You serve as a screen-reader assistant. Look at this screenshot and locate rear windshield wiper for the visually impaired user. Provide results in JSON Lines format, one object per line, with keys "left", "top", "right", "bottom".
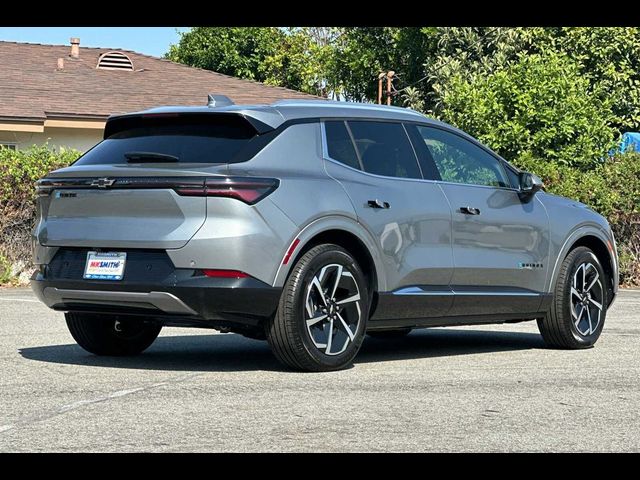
{"left": 124, "top": 152, "right": 179, "bottom": 163}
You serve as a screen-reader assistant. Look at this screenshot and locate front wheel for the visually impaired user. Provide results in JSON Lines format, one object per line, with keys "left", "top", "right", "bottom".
{"left": 66, "top": 312, "right": 162, "bottom": 356}
{"left": 266, "top": 244, "right": 369, "bottom": 372}
{"left": 538, "top": 246, "right": 608, "bottom": 349}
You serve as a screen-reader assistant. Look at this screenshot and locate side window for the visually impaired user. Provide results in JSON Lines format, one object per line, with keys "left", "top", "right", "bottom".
{"left": 416, "top": 126, "right": 510, "bottom": 188}
{"left": 324, "top": 121, "right": 361, "bottom": 170}
{"left": 347, "top": 121, "right": 422, "bottom": 179}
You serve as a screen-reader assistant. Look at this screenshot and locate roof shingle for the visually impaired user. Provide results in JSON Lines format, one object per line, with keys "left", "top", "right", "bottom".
{"left": 0, "top": 41, "right": 318, "bottom": 121}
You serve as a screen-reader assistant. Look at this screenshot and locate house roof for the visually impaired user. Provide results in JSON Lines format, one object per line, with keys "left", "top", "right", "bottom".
{"left": 0, "top": 40, "right": 317, "bottom": 123}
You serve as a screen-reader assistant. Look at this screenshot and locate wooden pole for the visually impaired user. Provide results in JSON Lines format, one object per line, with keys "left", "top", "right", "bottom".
{"left": 377, "top": 72, "right": 385, "bottom": 105}
{"left": 386, "top": 70, "right": 395, "bottom": 106}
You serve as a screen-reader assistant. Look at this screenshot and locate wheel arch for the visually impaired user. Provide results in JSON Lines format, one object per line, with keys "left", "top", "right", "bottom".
{"left": 272, "top": 216, "right": 385, "bottom": 294}
{"left": 549, "top": 227, "right": 617, "bottom": 306}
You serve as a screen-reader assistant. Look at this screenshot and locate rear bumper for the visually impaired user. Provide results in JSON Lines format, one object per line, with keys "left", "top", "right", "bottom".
{"left": 30, "top": 272, "right": 282, "bottom": 329}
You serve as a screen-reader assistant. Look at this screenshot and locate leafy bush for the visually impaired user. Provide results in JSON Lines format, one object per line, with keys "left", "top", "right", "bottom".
{"left": 439, "top": 52, "right": 617, "bottom": 170}
{"left": 0, "top": 145, "right": 79, "bottom": 283}
{"left": 515, "top": 152, "right": 640, "bottom": 285}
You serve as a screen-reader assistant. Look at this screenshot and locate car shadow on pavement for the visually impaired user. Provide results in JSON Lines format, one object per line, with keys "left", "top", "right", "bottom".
{"left": 18, "top": 328, "right": 545, "bottom": 372}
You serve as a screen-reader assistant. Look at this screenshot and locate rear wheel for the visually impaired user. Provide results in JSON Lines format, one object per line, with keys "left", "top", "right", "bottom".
{"left": 538, "top": 246, "right": 607, "bottom": 349}
{"left": 65, "top": 312, "right": 162, "bottom": 356}
{"left": 367, "top": 328, "right": 412, "bottom": 339}
{"left": 266, "top": 244, "right": 369, "bottom": 372}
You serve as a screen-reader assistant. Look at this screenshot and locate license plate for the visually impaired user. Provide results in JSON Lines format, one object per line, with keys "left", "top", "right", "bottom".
{"left": 84, "top": 251, "right": 127, "bottom": 280}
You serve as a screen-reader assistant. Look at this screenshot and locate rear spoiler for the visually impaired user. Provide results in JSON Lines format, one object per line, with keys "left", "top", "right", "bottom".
{"left": 104, "top": 111, "right": 277, "bottom": 140}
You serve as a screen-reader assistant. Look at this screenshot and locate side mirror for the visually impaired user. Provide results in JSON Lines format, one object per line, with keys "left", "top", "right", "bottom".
{"left": 519, "top": 172, "right": 544, "bottom": 198}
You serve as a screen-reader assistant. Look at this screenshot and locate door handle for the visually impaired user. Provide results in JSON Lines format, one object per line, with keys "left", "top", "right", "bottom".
{"left": 459, "top": 206, "right": 480, "bottom": 215}
{"left": 367, "top": 199, "right": 390, "bottom": 209}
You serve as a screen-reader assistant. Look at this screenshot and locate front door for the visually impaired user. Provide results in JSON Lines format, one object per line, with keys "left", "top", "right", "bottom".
{"left": 411, "top": 125, "right": 550, "bottom": 316}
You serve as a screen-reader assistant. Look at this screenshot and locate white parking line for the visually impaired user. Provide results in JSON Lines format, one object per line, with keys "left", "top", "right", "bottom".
{"left": 0, "top": 298, "right": 40, "bottom": 303}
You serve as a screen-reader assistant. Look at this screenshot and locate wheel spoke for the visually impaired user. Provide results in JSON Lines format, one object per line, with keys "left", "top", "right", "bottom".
{"left": 585, "top": 271, "right": 599, "bottom": 293}
{"left": 330, "top": 265, "right": 343, "bottom": 300}
{"left": 336, "top": 293, "right": 361, "bottom": 306}
{"left": 325, "top": 318, "right": 334, "bottom": 354}
{"left": 336, "top": 312, "right": 355, "bottom": 341}
{"left": 582, "top": 264, "right": 586, "bottom": 291}
{"left": 589, "top": 298, "right": 603, "bottom": 311}
{"left": 306, "top": 313, "right": 328, "bottom": 328}
{"left": 573, "top": 304, "right": 584, "bottom": 323}
{"left": 311, "top": 276, "right": 328, "bottom": 306}
{"left": 586, "top": 307, "right": 594, "bottom": 335}
{"left": 571, "top": 287, "right": 581, "bottom": 299}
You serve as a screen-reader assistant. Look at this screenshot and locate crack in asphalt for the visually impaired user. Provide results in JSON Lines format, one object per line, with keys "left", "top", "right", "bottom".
{"left": 0, "top": 372, "right": 201, "bottom": 434}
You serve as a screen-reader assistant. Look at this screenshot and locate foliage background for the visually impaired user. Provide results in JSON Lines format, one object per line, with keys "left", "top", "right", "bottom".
{"left": 0, "top": 146, "right": 79, "bottom": 284}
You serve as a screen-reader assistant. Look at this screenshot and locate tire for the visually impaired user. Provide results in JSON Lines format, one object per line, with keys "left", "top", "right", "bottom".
{"left": 266, "top": 244, "right": 370, "bottom": 372}
{"left": 66, "top": 312, "right": 162, "bottom": 356}
{"left": 538, "top": 246, "right": 608, "bottom": 349}
{"left": 367, "top": 328, "right": 412, "bottom": 339}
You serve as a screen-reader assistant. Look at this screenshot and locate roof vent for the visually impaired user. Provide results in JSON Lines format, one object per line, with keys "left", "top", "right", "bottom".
{"left": 96, "top": 51, "right": 134, "bottom": 71}
{"left": 207, "top": 94, "right": 234, "bottom": 108}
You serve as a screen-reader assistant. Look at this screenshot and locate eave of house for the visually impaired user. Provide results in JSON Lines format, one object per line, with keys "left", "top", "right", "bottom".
{"left": 0, "top": 113, "right": 107, "bottom": 132}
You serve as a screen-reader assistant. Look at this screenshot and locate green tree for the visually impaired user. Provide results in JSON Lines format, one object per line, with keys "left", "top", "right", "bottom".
{"left": 438, "top": 52, "right": 617, "bottom": 169}
{"left": 166, "top": 27, "right": 284, "bottom": 82}
{"left": 522, "top": 27, "right": 640, "bottom": 132}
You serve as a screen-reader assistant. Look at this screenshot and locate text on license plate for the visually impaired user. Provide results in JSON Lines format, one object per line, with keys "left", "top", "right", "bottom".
{"left": 84, "top": 251, "right": 127, "bottom": 280}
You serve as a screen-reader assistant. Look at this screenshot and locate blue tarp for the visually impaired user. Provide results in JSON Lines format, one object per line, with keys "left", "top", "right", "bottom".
{"left": 617, "top": 132, "right": 640, "bottom": 153}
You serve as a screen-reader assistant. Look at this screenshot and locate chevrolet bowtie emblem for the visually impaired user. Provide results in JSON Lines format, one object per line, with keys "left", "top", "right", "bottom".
{"left": 90, "top": 178, "right": 116, "bottom": 188}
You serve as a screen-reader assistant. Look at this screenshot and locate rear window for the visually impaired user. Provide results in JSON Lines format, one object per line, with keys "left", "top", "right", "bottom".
{"left": 74, "top": 114, "right": 259, "bottom": 165}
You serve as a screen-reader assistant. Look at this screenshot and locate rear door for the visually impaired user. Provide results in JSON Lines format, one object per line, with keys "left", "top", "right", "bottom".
{"left": 36, "top": 113, "right": 260, "bottom": 249}
{"left": 322, "top": 120, "right": 453, "bottom": 319}
{"left": 411, "top": 125, "right": 550, "bottom": 316}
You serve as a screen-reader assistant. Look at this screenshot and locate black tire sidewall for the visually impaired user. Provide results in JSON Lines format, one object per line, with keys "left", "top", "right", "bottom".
{"left": 290, "top": 247, "right": 369, "bottom": 370}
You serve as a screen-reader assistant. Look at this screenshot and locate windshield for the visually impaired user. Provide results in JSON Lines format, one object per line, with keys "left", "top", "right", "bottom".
{"left": 74, "top": 114, "right": 258, "bottom": 165}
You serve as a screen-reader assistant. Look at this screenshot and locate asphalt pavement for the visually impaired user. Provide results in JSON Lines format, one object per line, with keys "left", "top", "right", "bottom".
{"left": 1, "top": 287, "right": 639, "bottom": 452}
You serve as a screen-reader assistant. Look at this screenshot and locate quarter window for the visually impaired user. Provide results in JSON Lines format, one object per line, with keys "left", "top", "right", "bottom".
{"left": 324, "top": 121, "right": 361, "bottom": 170}
{"left": 415, "top": 126, "right": 509, "bottom": 188}
{"left": 347, "top": 121, "right": 422, "bottom": 179}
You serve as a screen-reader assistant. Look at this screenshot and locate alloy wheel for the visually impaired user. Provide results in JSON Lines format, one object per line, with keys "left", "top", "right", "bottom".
{"left": 304, "top": 263, "right": 362, "bottom": 356}
{"left": 570, "top": 262, "right": 604, "bottom": 336}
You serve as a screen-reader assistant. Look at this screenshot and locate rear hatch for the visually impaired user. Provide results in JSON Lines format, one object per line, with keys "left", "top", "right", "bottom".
{"left": 36, "top": 113, "right": 267, "bottom": 249}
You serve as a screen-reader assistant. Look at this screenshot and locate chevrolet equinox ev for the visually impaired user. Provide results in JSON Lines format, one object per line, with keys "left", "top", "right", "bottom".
{"left": 31, "top": 99, "right": 619, "bottom": 371}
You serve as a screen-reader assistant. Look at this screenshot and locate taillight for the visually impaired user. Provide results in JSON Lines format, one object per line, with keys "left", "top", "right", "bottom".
{"left": 35, "top": 176, "right": 279, "bottom": 205}
{"left": 201, "top": 269, "right": 249, "bottom": 278}
{"left": 175, "top": 177, "right": 279, "bottom": 205}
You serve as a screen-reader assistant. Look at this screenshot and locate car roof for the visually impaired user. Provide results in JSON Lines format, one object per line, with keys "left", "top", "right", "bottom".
{"left": 108, "top": 99, "right": 455, "bottom": 132}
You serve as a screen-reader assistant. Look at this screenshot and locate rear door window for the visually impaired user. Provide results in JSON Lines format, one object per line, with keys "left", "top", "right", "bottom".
{"left": 74, "top": 114, "right": 259, "bottom": 165}
{"left": 324, "top": 121, "right": 361, "bottom": 170}
{"left": 346, "top": 121, "right": 422, "bottom": 179}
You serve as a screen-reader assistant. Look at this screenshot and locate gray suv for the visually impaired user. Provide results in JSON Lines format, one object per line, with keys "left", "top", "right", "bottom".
{"left": 31, "top": 99, "right": 619, "bottom": 371}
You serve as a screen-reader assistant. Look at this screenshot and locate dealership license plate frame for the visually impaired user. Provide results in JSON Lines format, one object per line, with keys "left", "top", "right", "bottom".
{"left": 83, "top": 251, "right": 127, "bottom": 281}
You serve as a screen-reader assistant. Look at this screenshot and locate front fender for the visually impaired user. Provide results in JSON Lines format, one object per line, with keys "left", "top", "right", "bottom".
{"left": 547, "top": 223, "right": 618, "bottom": 296}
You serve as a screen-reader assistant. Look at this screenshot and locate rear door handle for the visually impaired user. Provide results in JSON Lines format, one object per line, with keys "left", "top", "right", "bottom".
{"left": 367, "top": 199, "right": 390, "bottom": 209}
{"left": 459, "top": 206, "right": 480, "bottom": 215}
